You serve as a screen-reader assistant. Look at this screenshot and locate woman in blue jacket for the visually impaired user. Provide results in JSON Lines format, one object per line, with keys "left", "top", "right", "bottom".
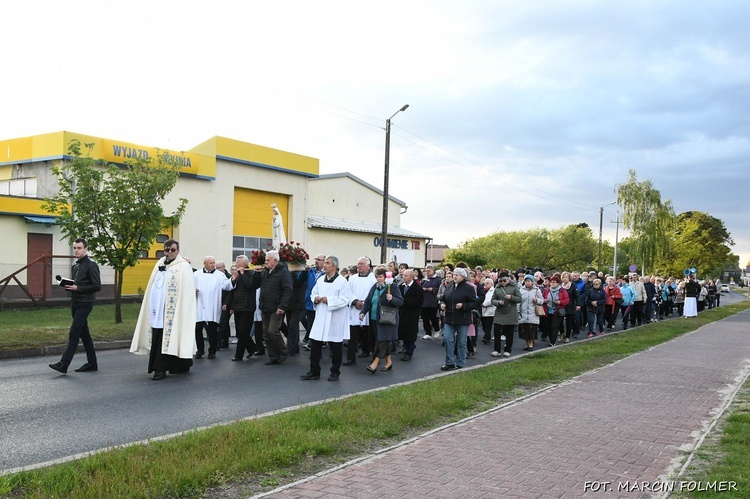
{"left": 618, "top": 276, "right": 636, "bottom": 330}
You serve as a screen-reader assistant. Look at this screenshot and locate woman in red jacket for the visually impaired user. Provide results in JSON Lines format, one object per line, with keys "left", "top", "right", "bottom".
{"left": 604, "top": 276, "right": 623, "bottom": 331}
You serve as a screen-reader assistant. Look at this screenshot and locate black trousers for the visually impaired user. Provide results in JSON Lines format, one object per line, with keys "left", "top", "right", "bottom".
{"left": 309, "top": 338, "right": 342, "bottom": 376}
{"left": 195, "top": 321, "right": 218, "bottom": 355}
{"left": 494, "top": 323, "right": 514, "bottom": 353}
{"left": 421, "top": 307, "right": 440, "bottom": 334}
{"left": 620, "top": 304, "right": 633, "bottom": 327}
{"left": 285, "top": 309, "right": 303, "bottom": 354}
{"left": 233, "top": 311, "right": 257, "bottom": 359}
{"left": 481, "top": 316, "right": 494, "bottom": 343}
{"left": 604, "top": 306, "right": 618, "bottom": 329}
{"left": 218, "top": 309, "right": 231, "bottom": 346}
{"left": 148, "top": 328, "right": 193, "bottom": 374}
{"left": 303, "top": 310, "right": 316, "bottom": 342}
{"left": 563, "top": 312, "right": 576, "bottom": 338}
{"left": 632, "top": 301, "right": 645, "bottom": 325}
{"left": 540, "top": 315, "right": 562, "bottom": 345}
{"left": 347, "top": 325, "right": 371, "bottom": 361}
{"left": 61, "top": 301, "right": 97, "bottom": 367}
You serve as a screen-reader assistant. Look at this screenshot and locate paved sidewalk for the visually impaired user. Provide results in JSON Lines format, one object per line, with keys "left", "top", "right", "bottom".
{"left": 262, "top": 311, "right": 750, "bottom": 498}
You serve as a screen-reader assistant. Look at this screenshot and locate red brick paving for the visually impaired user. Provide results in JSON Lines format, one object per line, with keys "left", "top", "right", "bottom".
{"left": 262, "top": 313, "right": 750, "bottom": 498}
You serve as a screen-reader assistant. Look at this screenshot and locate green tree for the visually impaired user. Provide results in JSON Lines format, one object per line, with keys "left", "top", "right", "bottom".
{"left": 43, "top": 139, "right": 188, "bottom": 323}
{"left": 616, "top": 169, "right": 674, "bottom": 273}
{"left": 552, "top": 224, "right": 598, "bottom": 270}
{"left": 658, "top": 211, "right": 735, "bottom": 278}
{"left": 614, "top": 237, "right": 638, "bottom": 276}
{"left": 444, "top": 224, "right": 598, "bottom": 272}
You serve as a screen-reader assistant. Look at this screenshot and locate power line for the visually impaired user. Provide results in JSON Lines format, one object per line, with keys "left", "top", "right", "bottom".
{"left": 302, "top": 97, "right": 602, "bottom": 215}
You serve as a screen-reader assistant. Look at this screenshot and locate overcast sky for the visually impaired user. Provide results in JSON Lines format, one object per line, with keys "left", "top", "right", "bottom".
{"left": 2, "top": 1, "right": 748, "bottom": 272}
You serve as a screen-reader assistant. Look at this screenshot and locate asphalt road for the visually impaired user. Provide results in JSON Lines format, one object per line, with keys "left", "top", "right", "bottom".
{"left": 1, "top": 290, "right": 744, "bottom": 473}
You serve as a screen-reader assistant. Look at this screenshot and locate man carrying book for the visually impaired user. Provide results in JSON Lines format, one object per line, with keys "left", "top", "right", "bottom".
{"left": 49, "top": 238, "right": 101, "bottom": 374}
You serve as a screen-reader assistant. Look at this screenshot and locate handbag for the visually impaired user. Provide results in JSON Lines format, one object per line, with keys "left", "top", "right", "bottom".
{"left": 535, "top": 304, "right": 546, "bottom": 317}
{"left": 379, "top": 305, "right": 398, "bottom": 325}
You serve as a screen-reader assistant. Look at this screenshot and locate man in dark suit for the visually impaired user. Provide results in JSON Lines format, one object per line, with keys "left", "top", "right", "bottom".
{"left": 398, "top": 269, "right": 424, "bottom": 361}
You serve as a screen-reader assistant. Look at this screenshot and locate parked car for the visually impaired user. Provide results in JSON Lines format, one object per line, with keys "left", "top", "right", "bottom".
{"left": 721, "top": 284, "right": 730, "bottom": 293}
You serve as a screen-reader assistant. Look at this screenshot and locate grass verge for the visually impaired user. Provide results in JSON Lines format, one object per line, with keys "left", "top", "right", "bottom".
{"left": 1, "top": 303, "right": 748, "bottom": 498}
{"left": 672, "top": 376, "right": 750, "bottom": 498}
{"left": 0, "top": 303, "right": 141, "bottom": 350}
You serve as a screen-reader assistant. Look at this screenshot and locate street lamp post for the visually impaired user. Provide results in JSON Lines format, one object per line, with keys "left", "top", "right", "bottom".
{"left": 613, "top": 209, "right": 620, "bottom": 275}
{"left": 381, "top": 104, "right": 409, "bottom": 264}
{"left": 598, "top": 200, "right": 616, "bottom": 271}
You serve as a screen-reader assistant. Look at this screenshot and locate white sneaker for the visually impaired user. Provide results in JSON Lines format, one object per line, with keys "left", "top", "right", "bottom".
{"left": 502, "top": 352, "right": 511, "bottom": 357}
{"left": 422, "top": 334, "right": 432, "bottom": 340}
{"left": 500, "top": 335, "right": 506, "bottom": 341}
{"left": 433, "top": 331, "right": 442, "bottom": 339}
{"left": 491, "top": 351, "right": 500, "bottom": 357}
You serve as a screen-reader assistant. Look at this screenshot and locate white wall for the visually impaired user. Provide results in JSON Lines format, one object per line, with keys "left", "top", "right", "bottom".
{"left": 307, "top": 176, "right": 402, "bottom": 226}
{"left": 165, "top": 159, "right": 309, "bottom": 264}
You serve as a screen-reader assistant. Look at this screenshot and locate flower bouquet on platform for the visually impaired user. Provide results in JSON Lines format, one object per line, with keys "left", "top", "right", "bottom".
{"left": 277, "top": 241, "right": 309, "bottom": 271}
{"left": 250, "top": 249, "right": 266, "bottom": 270}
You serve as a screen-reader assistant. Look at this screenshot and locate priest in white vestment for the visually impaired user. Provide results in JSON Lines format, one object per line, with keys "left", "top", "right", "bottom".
{"left": 130, "top": 239, "right": 197, "bottom": 380}
{"left": 300, "top": 255, "right": 352, "bottom": 381}
{"left": 194, "top": 255, "right": 234, "bottom": 359}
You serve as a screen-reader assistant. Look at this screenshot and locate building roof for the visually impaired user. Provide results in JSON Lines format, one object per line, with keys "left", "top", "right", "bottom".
{"left": 307, "top": 215, "right": 429, "bottom": 239}
{"left": 310, "top": 173, "right": 407, "bottom": 207}
{"left": 0, "top": 131, "right": 320, "bottom": 180}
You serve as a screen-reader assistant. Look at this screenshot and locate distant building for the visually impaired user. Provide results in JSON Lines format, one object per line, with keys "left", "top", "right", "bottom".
{"left": 425, "top": 243, "right": 449, "bottom": 266}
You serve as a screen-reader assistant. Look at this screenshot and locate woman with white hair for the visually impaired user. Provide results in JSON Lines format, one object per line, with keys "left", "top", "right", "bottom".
{"left": 518, "top": 274, "right": 544, "bottom": 351}
{"left": 438, "top": 267, "right": 479, "bottom": 371}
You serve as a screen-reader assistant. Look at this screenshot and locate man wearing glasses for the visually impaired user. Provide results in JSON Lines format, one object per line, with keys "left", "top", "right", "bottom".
{"left": 130, "top": 239, "right": 197, "bottom": 380}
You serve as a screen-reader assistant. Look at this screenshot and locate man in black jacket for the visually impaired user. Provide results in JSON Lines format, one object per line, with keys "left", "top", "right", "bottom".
{"left": 398, "top": 269, "right": 424, "bottom": 361}
{"left": 49, "top": 238, "right": 101, "bottom": 374}
{"left": 259, "top": 250, "right": 293, "bottom": 365}
{"left": 228, "top": 255, "right": 258, "bottom": 361}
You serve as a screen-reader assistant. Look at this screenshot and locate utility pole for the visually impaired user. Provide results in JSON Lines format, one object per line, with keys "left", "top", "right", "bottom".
{"left": 611, "top": 210, "right": 622, "bottom": 275}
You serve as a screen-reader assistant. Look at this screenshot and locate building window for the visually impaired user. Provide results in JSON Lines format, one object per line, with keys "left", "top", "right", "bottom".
{"left": 233, "top": 235, "right": 272, "bottom": 261}
{"left": 0, "top": 177, "right": 37, "bottom": 197}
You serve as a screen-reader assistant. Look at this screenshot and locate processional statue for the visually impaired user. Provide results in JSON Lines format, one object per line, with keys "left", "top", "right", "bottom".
{"left": 271, "top": 203, "right": 287, "bottom": 248}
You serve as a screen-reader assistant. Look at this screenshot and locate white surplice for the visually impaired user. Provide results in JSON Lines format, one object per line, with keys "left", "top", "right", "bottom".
{"left": 310, "top": 273, "right": 352, "bottom": 342}
{"left": 347, "top": 271, "right": 376, "bottom": 326}
{"left": 194, "top": 270, "right": 233, "bottom": 323}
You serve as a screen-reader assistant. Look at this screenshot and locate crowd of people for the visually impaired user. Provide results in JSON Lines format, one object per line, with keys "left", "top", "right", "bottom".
{"left": 50, "top": 237, "right": 726, "bottom": 381}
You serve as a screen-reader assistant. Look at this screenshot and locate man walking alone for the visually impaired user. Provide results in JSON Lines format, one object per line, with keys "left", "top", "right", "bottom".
{"left": 49, "top": 238, "right": 101, "bottom": 374}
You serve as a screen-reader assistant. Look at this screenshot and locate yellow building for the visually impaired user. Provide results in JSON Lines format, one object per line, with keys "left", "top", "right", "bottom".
{"left": 0, "top": 131, "right": 429, "bottom": 301}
